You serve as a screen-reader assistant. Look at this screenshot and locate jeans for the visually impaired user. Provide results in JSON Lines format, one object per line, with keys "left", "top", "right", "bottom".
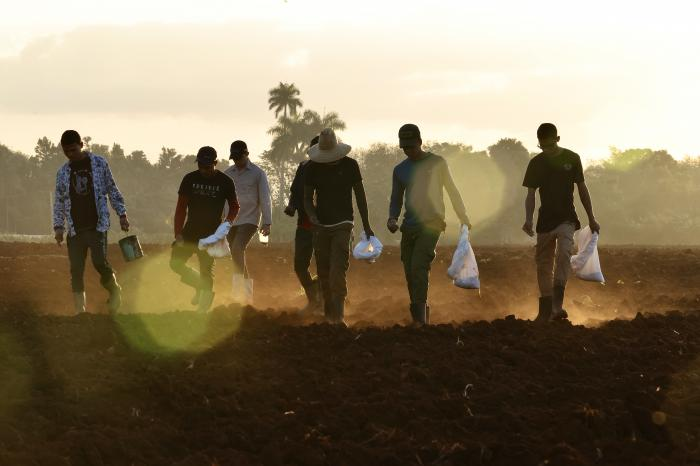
{"left": 67, "top": 229, "right": 116, "bottom": 292}
{"left": 169, "top": 241, "right": 215, "bottom": 291}
{"left": 535, "top": 222, "right": 575, "bottom": 296}
{"left": 294, "top": 227, "right": 315, "bottom": 288}
{"left": 400, "top": 225, "right": 441, "bottom": 305}
{"left": 227, "top": 224, "right": 258, "bottom": 278}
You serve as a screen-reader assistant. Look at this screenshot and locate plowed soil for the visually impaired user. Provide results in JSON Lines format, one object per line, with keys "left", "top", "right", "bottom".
{"left": 1, "top": 242, "right": 700, "bottom": 465}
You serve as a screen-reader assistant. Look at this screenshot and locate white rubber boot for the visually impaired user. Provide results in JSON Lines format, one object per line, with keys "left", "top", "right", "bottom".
{"left": 231, "top": 274, "right": 245, "bottom": 305}
{"left": 243, "top": 278, "right": 254, "bottom": 306}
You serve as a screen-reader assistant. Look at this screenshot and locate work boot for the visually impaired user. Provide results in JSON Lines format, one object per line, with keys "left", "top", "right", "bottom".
{"left": 327, "top": 298, "right": 347, "bottom": 327}
{"left": 107, "top": 282, "right": 122, "bottom": 314}
{"left": 551, "top": 285, "right": 569, "bottom": 321}
{"left": 191, "top": 289, "right": 200, "bottom": 306}
{"left": 535, "top": 296, "right": 552, "bottom": 323}
{"left": 73, "top": 292, "right": 87, "bottom": 315}
{"left": 231, "top": 274, "right": 245, "bottom": 305}
{"left": 302, "top": 279, "right": 321, "bottom": 312}
{"left": 198, "top": 290, "right": 215, "bottom": 313}
{"left": 410, "top": 303, "right": 427, "bottom": 325}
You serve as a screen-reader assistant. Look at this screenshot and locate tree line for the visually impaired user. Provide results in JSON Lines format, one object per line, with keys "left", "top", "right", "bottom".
{"left": 1, "top": 83, "right": 699, "bottom": 244}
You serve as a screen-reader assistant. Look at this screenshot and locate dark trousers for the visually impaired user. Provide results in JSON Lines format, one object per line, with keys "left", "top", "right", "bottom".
{"left": 226, "top": 224, "right": 258, "bottom": 278}
{"left": 169, "top": 241, "right": 215, "bottom": 292}
{"left": 400, "top": 225, "right": 441, "bottom": 305}
{"left": 313, "top": 224, "right": 352, "bottom": 306}
{"left": 294, "top": 227, "right": 315, "bottom": 288}
{"left": 67, "top": 229, "right": 116, "bottom": 293}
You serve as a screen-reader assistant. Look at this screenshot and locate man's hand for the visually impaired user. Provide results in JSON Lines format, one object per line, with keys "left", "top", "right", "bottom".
{"left": 589, "top": 218, "right": 601, "bottom": 234}
{"left": 387, "top": 218, "right": 399, "bottom": 234}
{"left": 174, "top": 234, "right": 184, "bottom": 246}
{"left": 260, "top": 224, "right": 271, "bottom": 236}
{"left": 522, "top": 220, "right": 535, "bottom": 237}
{"left": 284, "top": 205, "right": 295, "bottom": 217}
{"left": 309, "top": 214, "right": 320, "bottom": 226}
{"left": 365, "top": 227, "right": 375, "bottom": 239}
{"left": 54, "top": 228, "right": 64, "bottom": 246}
{"left": 119, "top": 214, "right": 130, "bottom": 232}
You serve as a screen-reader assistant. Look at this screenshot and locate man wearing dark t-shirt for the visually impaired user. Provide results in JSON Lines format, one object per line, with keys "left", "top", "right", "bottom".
{"left": 304, "top": 128, "right": 374, "bottom": 325}
{"left": 170, "top": 146, "right": 239, "bottom": 312}
{"left": 285, "top": 135, "right": 321, "bottom": 311}
{"left": 522, "top": 123, "right": 601, "bottom": 322}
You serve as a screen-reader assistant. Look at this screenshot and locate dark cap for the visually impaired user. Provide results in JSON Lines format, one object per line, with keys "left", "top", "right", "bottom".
{"left": 196, "top": 146, "right": 217, "bottom": 165}
{"left": 229, "top": 140, "right": 248, "bottom": 159}
{"left": 398, "top": 123, "right": 421, "bottom": 148}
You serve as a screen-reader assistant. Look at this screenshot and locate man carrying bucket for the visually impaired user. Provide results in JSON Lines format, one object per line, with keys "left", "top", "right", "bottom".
{"left": 223, "top": 140, "right": 272, "bottom": 306}
{"left": 522, "top": 123, "right": 600, "bottom": 322}
{"left": 53, "top": 129, "right": 130, "bottom": 315}
{"left": 285, "top": 135, "right": 321, "bottom": 312}
{"left": 171, "top": 146, "right": 239, "bottom": 312}
{"left": 387, "top": 124, "right": 472, "bottom": 325}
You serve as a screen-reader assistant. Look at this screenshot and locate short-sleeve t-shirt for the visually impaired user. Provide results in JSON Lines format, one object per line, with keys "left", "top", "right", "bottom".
{"left": 178, "top": 170, "right": 236, "bottom": 241}
{"left": 522, "top": 148, "right": 584, "bottom": 233}
{"left": 304, "top": 157, "right": 362, "bottom": 226}
{"left": 69, "top": 156, "right": 99, "bottom": 232}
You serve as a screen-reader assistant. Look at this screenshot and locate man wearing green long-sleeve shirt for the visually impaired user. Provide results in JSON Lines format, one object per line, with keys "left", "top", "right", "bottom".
{"left": 387, "top": 124, "right": 472, "bottom": 325}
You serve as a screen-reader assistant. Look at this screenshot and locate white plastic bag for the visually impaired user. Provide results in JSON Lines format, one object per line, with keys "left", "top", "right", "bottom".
{"left": 198, "top": 222, "right": 232, "bottom": 258}
{"left": 447, "top": 225, "right": 480, "bottom": 289}
{"left": 570, "top": 226, "right": 604, "bottom": 283}
{"left": 352, "top": 233, "right": 383, "bottom": 262}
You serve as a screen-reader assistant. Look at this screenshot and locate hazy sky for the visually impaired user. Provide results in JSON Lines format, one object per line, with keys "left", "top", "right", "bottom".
{"left": 1, "top": 0, "right": 698, "bottom": 163}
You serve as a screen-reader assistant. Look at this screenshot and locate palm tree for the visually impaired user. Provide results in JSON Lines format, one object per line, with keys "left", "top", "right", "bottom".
{"left": 268, "top": 82, "right": 303, "bottom": 119}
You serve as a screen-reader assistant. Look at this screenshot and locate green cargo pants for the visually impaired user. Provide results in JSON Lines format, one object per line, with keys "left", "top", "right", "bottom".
{"left": 400, "top": 225, "right": 441, "bottom": 305}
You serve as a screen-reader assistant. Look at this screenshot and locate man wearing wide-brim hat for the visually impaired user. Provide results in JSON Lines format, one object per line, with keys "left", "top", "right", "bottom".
{"left": 304, "top": 128, "right": 374, "bottom": 325}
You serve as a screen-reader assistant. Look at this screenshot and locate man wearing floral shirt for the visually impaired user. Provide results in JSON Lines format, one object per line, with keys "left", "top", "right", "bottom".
{"left": 53, "top": 130, "right": 130, "bottom": 315}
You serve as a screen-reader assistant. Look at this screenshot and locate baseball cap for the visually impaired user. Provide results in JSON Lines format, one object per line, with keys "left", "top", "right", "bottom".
{"left": 196, "top": 146, "right": 217, "bottom": 165}
{"left": 230, "top": 140, "right": 248, "bottom": 159}
{"left": 398, "top": 123, "right": 421, "bottom": 148}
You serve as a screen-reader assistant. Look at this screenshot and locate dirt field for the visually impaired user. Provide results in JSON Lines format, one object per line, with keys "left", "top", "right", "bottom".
{"left": 1, "top": 242, "right": 700, "bottom": 465}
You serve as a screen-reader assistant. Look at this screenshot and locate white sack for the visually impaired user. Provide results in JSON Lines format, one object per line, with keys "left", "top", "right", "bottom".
{"left": 447, "top": 225, "right": 480, "bottom": 289}
{"left": 352, "top": 233, "right": 383, "bottom": 262}
{"left": 198, "top": 222, "right": 232, "bottom": 258}
{"left": 570, "top": 226, "right": 605, "bottom": 283}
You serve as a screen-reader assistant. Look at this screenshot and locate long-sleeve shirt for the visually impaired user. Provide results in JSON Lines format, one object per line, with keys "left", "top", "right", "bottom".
{"left": 289, "top": 160, "right": 311, "bottom": 227}
{"left": 223, "top": 161, "right": 272, "bottom": 227}
{"left": 389, "top": 153, "right": 468, "bottom": 229}
{"left": 53, "top": 153, "right": 127, "bottom": 237}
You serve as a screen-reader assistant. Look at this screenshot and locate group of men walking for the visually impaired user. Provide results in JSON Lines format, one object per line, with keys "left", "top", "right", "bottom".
{"left": 52, "top": 122, "right": 599, "bottom": 325}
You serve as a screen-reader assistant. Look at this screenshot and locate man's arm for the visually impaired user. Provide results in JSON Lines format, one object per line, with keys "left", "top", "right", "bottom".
{"left": 353, "top": 181, "right": 374, "bottom": 237}
{"left": 225, "top": 196, "right": 239, "bottom": 224}
{"left": 103, "top": 161, "right": 129, "bottom": 231}
{"left": 443, "top": 162, "right": 471, "bottom": 229}
{"left": 387, "top": 168, "right": 404, "bottom": 233}
{"left": 577, "top": 181, "right": 600, "bottom": 233}
{"left": 286, "top": 163, "right": 304, "bottom": 215}
{"left": 522, "top": 188, "right": 536, "bottom": 237}
{"left": 303, "top": 185, "right": 319, "bottom": 225}
{"left": 53, "top": 170, "right": 67, "bottom": 245}
{"left": 259, "top": 171, "right": 273, "bottom": 235}
{"left": 174, "top": 195, "right": 188, "bottom": 240}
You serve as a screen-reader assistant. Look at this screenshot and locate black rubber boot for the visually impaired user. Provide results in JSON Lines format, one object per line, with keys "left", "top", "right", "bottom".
{"left": 106, "top": 280, "right": 122, "bottom": 314}
{"left": 551, "top": 285, "right": 569, "bottom": 321}
{"left": 535, "top": 296, "right": 552, "bottom": 322}
{"left": 328, "top": 298, "right": 347, "bottom": 326}
{"left": 410, "top": 303, "right": 427, "bottom": 325}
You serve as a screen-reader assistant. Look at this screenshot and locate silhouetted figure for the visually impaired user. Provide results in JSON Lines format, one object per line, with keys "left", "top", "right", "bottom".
{"left": 171, "top": 147, "right": 239, "bottom": 312}
{"left": 522, "top": 123, "right": 601, "bottom": 322}
{"left": 304, "top": 128, "right": 374, "bottom": 325}
{"left": 388, "top": 124, "right": 472, "bottom": 325}
{"left": 285, "top": 135, "right": 322, "bottom": 312}
{"left": 53, "top": 129, "right": 130, "bottom": 315}
{"left": 224, "top": 140, "right": 272, "bottom": 305}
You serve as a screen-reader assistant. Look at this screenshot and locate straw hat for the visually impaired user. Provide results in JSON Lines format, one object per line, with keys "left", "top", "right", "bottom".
{"left": 307, "top": 128, "right": 351, "bottom": 163}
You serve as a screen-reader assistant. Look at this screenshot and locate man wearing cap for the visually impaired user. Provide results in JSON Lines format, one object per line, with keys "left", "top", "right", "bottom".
{"left": 285, "top": 135, "right": 322, "bottom": 312}
{"left": 170, "top": 146, "right": 239, "bottom": 312}
{"left": 223, "top": 140, "right": 272, "bottom": 305}
{"left": 304, "top": 128, "right": 374, "bottom": 325}
{"left": 388, "top": 124, "right": 472, "bottom": 325}
{"left": 522, "top": 123, "right": 600, "bottom": 322}
{"left": 53, "top": 129, "right": 130, "bottom": 315}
